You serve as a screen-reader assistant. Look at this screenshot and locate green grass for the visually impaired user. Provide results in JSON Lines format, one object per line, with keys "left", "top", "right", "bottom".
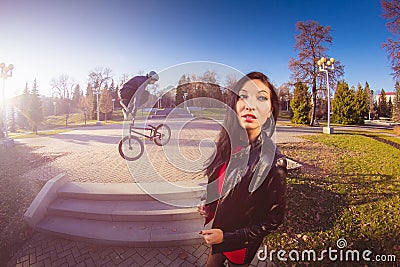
{"left": 268, "top": 133, "right": 399, "bottom": 266}
{"left": 8, "top": 129, "right": 71, "bottom": 139}
{"left": 190, "top": 108, "right": 226, "bottom": 120}
{"left": 43, "top": 110, "right": 126, "bottom": 128}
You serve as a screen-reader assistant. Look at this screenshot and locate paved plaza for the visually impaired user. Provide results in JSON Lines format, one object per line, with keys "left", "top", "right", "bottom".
{"left": 7, "top": 118, "right": 318, "bottom": 267}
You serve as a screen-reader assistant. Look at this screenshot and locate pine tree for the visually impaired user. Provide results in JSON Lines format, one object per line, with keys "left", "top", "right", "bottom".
{"left": 378, "top": 89, "right": 389, "bottom": 118}
{"left": 388, "top": 98, "right": 393, "bottom": 118}
{"left": 71, "top": 84, "right": 81, "bottom": 110}
{"left": 18, "top": 82, "right": 30, "bottom": 129}
{"left": 332, "top": 80, "right": 357, "bottom": 125}
{"left": 353, "top": 83, "right": 369, "bottom": 124}
{"left": 393, "top": 82, "right": 400, "bottom": 122}
{"left": 290, "top": 82, "right": 311, "bottom": 124}
{"left": 27, "top": 79, "right": 44, "bottom": 134}
{"left": 364, "top": 82, "right": 374, "bottom": 120}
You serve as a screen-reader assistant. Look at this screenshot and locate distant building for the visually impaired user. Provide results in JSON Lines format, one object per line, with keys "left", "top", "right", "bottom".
{"left": 375, "top": 92, "right": 396, "bottom": 103}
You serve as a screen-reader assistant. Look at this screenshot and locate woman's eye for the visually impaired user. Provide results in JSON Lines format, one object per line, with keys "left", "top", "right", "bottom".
{"left": 258, "top": 96, "right": 268, "bottom": 101}
{"left": 239, "top": 94, "right": 248, "bottom": 99}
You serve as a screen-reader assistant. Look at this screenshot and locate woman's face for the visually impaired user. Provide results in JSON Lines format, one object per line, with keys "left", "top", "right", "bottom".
{"left": 235, "top": 79, "right": 273, "bottom": 136}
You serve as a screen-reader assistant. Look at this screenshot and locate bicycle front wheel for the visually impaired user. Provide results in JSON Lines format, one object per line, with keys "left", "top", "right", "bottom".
{"left": 118, "top": 136, "right": 144, "bottom": 161}
{"left": 154, "top": 124, "right": 171, "bottom": 146}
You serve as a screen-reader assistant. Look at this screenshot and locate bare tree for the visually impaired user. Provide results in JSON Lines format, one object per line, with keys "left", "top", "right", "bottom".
{"left": 225, "top": 73, "right": 238, "bottom": 90}
{"left": 381, "top": 0, "right": 400, "bottom": 81}
{"left": 51, "top": 74, "right": 75, "bottom": 100}
{"left": 289, "top": 20, "right": 344, "bottom": 126}
{"left": 99, "top": 88, "right": 113, "bottom": 122}
{"left": 120, "top": 73, "right": 130, "bottom": 87}
{"left": 51, "top": 74, "right": 75, "bottom": 127}
{"left": 79, "top": 96, "right": 92, "bottom": 126}
{"left": 278, "top": 82, "right": 292, "bottom": 111}
{"left": 88, "top": 67, "right": 113, "bottom": 89}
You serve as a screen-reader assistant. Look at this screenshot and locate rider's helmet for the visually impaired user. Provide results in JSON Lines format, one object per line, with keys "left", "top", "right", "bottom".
{"left": 147, "top": 71, "right": 159, "bottom": 81}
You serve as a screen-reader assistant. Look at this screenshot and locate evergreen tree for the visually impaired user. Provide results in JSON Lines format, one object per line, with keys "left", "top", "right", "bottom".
{"left": 27, "top": 79, "right": 44, "bottom": 134}
{"left": 290, "top": 82, "right": 311, "bottom": 124}
{"left": 377, "top": 89, "right": 389, "bottom": 118}
{"left": 393, "top": 81, "right": 400, "bottom": 122}
{"left": 71, "top": 84, "right": 81, "bottom": 110}
{"left": 9, "top": 106, "right": 16, "bottom": 132}
{"left": 332, "top": 80, "right": 357, "bottom": 125}
{"left": 353, "top": 83, "right": 369, "bottom": 124}
{"left": 364, "top": 82, "right": 375, "bottom": 120}
{"left": 18, "top": 82, "right": 30, "bottom": 129}
{"left": 388, "top": 98, "right": 393, "bottom": 118}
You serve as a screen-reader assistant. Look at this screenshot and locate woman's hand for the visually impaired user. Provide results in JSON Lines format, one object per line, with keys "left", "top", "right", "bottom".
{"left": 197, "top": 202, "right": 207, "bottom": 217}
{"left": 200, "top": 229, "right": 223, "bottom": 244}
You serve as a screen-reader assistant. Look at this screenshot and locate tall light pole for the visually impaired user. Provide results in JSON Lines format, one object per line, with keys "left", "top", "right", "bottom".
{"left": 183, "top": 92, "right": 188, "bottom": 109}
{"left": 0, "top": 62, "right": 14, "bottom": 147}
{"left": 317, "top": 57, "right": 335, "bottom": 134}
{"left": 92, "top": 83, "right": 102, "bottom": 126}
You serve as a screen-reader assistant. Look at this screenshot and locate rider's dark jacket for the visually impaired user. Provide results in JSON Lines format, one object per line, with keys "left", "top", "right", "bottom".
{"left": 118, "top": 75, "right": 148, "bottom": 101}
{"left": 203, "top": 132, "right": 287, "bottom": 263}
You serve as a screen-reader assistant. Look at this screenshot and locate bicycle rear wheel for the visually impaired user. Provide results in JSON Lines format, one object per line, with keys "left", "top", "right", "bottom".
{"left": 154, "top": 124, "right": 171, "bottom": 146}
{"left": 118, "top": 135, "right": 144, "bottom": 161}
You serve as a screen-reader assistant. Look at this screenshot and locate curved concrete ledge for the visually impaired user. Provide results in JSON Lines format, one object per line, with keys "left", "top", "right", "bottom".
{"left": 24, "top": 173, "right": 68, "bottom": 227}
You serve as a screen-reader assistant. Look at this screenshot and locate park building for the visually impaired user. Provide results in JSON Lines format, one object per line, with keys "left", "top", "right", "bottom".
{"left": 375, "top": 91, "right": 396, "bottom": 103}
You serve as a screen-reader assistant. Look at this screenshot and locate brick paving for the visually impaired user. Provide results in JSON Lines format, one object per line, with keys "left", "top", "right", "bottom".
{"left": 8, "top": 118, "right": 313, "bottom": 267}
{"left": 7, "top": 232, "right": 275, "bottom": 267}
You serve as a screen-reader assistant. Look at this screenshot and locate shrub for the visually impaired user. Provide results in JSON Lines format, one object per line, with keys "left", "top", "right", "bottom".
{"left": 394, "top": 125, "right": 400, "bottom": 136}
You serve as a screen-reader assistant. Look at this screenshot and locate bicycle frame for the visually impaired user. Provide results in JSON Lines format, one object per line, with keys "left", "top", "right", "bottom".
{"left": 128, "top": 124, "right": 158, "bottom": 140}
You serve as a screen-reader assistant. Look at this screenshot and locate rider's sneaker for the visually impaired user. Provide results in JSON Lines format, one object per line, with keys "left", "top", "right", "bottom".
{"left": 122, "top": 109, "right": 129, "bottom": 120}
{"left": 123, "top": 109, "right": 134, "bottom": 121}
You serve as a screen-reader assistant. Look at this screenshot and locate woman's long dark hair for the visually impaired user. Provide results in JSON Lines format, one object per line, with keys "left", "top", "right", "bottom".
{"left": 204, "top": 71, "right": 279, "bottom": 178}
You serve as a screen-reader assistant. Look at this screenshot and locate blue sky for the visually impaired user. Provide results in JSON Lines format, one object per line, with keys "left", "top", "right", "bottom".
{"left": 0, "top": 0, "right": 396, "bottom": 99}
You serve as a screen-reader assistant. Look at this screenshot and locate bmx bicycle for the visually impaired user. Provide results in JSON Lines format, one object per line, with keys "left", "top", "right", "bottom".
{"left": 118, "top": 114, "right": 171, "bottom": 161}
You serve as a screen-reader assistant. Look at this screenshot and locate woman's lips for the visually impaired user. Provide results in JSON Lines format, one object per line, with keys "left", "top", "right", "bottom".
{"left": 242, "top": 114, "right": 256, "bottom": 122}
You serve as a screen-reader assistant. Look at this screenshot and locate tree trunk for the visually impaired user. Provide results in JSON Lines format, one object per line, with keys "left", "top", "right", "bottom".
{"left": 310, "top": 85, "right": 317, "bottom": 126}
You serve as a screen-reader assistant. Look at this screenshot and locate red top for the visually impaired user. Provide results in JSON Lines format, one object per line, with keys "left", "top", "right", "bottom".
{"left": 217, "top": 163, "right": 247, "bottom": 265}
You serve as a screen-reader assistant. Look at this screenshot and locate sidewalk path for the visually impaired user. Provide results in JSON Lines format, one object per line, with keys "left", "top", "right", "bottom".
{"left": 8, "top": 119, "right": 317, "bottom": 267}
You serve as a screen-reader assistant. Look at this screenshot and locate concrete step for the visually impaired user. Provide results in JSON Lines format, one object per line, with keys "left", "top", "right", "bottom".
{"left": 57, "top": 182, "right": 205, "bottom": 204}
{"left": 48, "top": 198, "right": 200, "bottom": 221}
{"left": 37, "top": 215, "right": 205, "bottom": 247}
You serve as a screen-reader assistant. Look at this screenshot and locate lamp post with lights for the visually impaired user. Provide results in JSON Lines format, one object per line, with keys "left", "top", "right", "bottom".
{"left": 317, "top": 57, "right": 335, "bottom": 134}
{"left": 0, "top": 62, "right": 14, "bottom": 147}
{"left": 92, "top": 83, "right": 102, "bottom": 126}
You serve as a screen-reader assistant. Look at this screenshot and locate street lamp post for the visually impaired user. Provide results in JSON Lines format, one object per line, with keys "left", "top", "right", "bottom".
{"left": 317, "top": 57, "right": 335, "bottom": 134}
{"left": 183, "top": 92, "right": 188, "bottom": 109}
{"left": 92, "top": 83, "right": 102, "bottom": 126}
{"left": 0, "top": 62, "right": 14, "bottom": 147}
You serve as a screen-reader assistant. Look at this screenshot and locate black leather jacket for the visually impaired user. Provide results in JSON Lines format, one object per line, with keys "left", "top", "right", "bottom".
{"left": 204, "top": 133, "right": 287, "bottom": 258}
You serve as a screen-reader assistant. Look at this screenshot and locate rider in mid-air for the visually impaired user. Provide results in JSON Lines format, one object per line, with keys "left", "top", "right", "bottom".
{"left": 118, "top": 71, "right": 159, "bottom": 123}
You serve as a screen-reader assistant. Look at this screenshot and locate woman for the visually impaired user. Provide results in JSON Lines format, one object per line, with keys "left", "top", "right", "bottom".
{"left": 198, "top": 72, "right": 287, "bottom": 266}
